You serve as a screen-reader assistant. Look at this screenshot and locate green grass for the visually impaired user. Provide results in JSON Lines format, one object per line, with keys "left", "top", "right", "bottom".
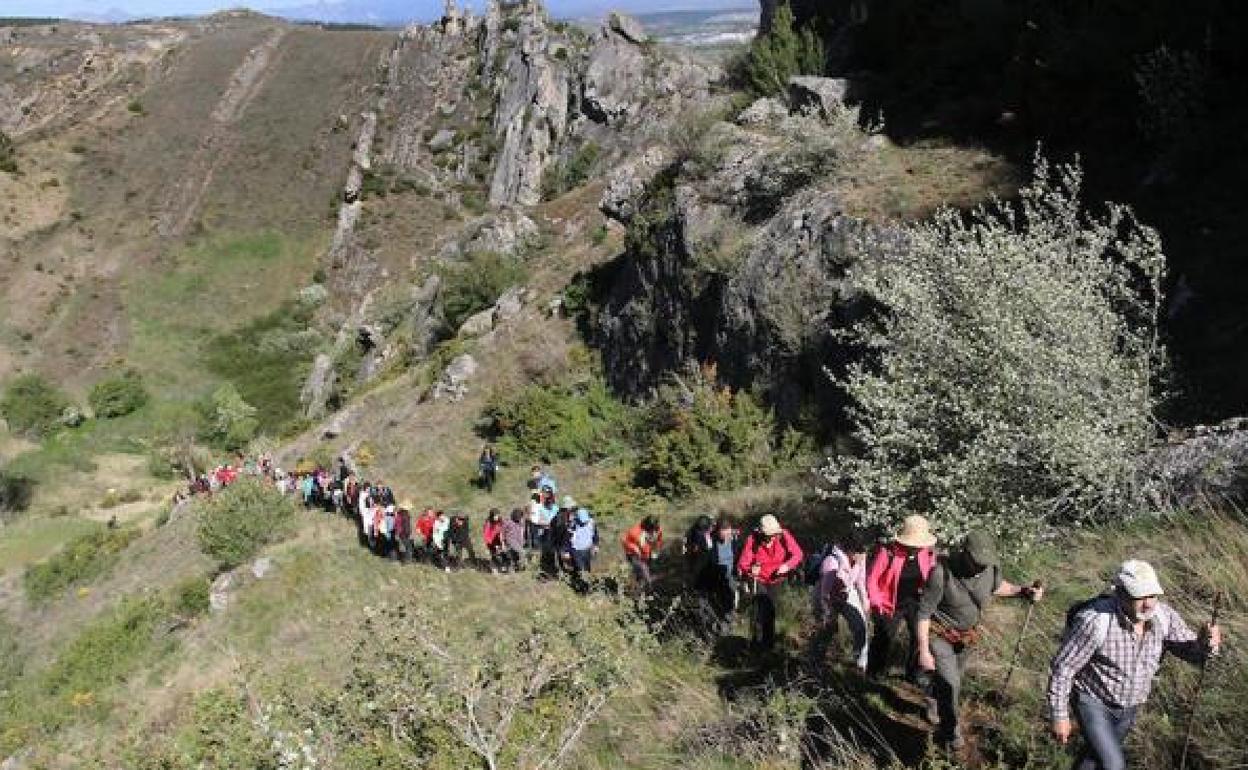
{"left": 0, "top": 515, "right": 101, "bottom": 575}
{"left": 24, "top": 526, "right": 142, "bottom": 603}
{"left": 123, "top": 230, "right": 322, "bottom": 396}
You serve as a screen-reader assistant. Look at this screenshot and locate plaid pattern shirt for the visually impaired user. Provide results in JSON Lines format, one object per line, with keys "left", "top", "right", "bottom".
{"left": 1047, "top": 596, "right": 1207, "bottom": 721}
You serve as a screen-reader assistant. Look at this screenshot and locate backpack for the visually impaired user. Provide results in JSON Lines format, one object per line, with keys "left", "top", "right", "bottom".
{"left": 802, "top": 542, "right": 835, "bottom": 586}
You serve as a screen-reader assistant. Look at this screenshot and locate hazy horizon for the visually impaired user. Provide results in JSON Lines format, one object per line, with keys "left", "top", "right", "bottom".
{"left": 0, "top": 0, "right": 757, "bottom": 24}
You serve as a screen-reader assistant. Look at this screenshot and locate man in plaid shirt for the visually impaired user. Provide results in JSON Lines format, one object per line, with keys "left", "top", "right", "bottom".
{"left": 1047, "top": 560, "right": 1223, "bottom": 770}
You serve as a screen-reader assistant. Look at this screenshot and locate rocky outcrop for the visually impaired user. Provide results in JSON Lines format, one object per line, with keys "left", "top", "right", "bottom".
{"left": 788, "top": 76, "right": 849, "bottom": 119}
{"left": 594, "top": 90, "right": 884, "bottom": 423}
{"left": 487, "top": 5, "right": 570, "bottom": 206}
{"left": 431, "top": 353, "right": 478, "bottom": 402}
{"left": 1140, "top": 419, "right": 1248, "bottom": 507}
{"left": 300, "top": 353, "right": 336, "bottom": 420}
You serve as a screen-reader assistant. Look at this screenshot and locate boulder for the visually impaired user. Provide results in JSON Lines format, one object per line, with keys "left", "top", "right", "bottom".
{"left": 431, "top": 353, "right": 478, "bottom": 402}
{"left": 322, "top": 412, "right": 347, "bottom": 439}
{"left": 458, "top": 307, "right": 495, "bottom": 338}
{"left": 251, "top": 557, "right": 274, "bottom": 579}
{"left": 737, "top": 97, "right": 789, "bottom": 127}
{"left": 600, "top": 146, "right": 672, "bottom": 224}
{"left": 428, "top": 128, "right": 456, "bottom": 152}
{"left": 209, "top": 572, "right": 235, "bottom": 613}
{"left": 492, "top": 286, "right": 527, "bottom": 324}
{"left": 459, "top": 208, "right": 538, "bottom": 257}
{"left": 582, "top": 26, "right": 648, "bottom": 125}
{"left": 787, "top": 76, "right": 850, "bottom": 120}
{"left": 59, "top": 406, "right": 85, "bottom": 428}
{"left": 608, "top": 12, "right": 649, "bottom": 44}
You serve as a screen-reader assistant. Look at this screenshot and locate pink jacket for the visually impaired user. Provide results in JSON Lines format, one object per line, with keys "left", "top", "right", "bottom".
{"left": 737, "top": 530, "right": 804, "bottom": 586}
{"left": 866, "top": 543, "right": 936, "bottom": 617}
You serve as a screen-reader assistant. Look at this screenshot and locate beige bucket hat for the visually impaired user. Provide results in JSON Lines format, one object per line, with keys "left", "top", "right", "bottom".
{"left": 895, "top": 514, "right": 937, "bottom": 548}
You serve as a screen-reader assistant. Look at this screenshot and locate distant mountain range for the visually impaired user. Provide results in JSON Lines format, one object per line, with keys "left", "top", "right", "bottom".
{"left": 23, "top": 0, "right": 757, "bottom": 27}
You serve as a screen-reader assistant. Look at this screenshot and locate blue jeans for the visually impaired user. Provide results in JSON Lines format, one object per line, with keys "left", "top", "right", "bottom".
{"left": 1073, "top": 691, "right": 1138, "bottom": 770}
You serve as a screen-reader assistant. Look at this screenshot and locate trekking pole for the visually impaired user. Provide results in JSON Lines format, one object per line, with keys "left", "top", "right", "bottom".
{"left": 1179, "top": 591, "right": 1224, "bottom": 770}
{"left": 1002, "top": 580, "right": 1044, "bottom": 694}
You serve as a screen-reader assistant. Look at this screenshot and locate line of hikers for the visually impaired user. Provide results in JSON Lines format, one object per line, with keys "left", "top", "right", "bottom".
{"left": 178, "top": 456, "right": 1224, "bottom": 768}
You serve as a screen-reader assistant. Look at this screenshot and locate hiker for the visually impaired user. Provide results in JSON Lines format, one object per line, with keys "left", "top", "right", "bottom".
{"left": 430, "top": 510, "right": 450, "bottom": 571}
{"left": 737, "top": 514, "right": 803, "bottom": 652}
{"left": 683, "top": 515, "right": 716, "bottom": 589}
{"left": 501, "top": 508, "right": 526, "bottom": 572}
{"left": 395, "top": 503, "right": 414, "bottom": 563}
{"left": 478, "top": 446, "right": 498, "bottom": 492}
{"left": 527, "top": 465, "right": 557, "bottom": 493}
{"left": 526, "top": 491, "right": 544, "bottom": 549}
{"left": 810, "top": 534, "right": 871, "bottom": 672}
{"left": 530, "top": 487, "right": 558, "bottom": 552}
{"left": 1047, "top": 559, "right": 1222, "bottom": 770}
{"left": 568, "top": 508, "right": 599, "bottom": 585}
{"left": 483, "top": 508, "right": 505, "bottom": 572}
{"left": 543, "top": 496, "right": 579, "bottom": 577}
{"left": 866, "top": 514, "right": 938, "bottom": 681}
{"left": 916, "top": 530, "right": 1042, "bottom": 751}
{"left": 380, "top": 504, "right": 397, "bottom": 558}
{"left": 415, "top": 508, "right": 436, "bottom": 562}
{"left": 622, "top": 516, "right": 664, "bottom": 592}
{"left": 446, "top": 512, "right": 476, "bottom": 570}
{"left": 358, "top": 484, "right": 376, "bottom": 549}
{"left": 710, "top": 515, "right": 742, "bottom": 631}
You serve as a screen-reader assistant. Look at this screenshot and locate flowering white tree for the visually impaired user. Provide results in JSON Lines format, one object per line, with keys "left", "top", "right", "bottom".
{"left": 821, "top": 156, "right": 1167, "bottom": 546}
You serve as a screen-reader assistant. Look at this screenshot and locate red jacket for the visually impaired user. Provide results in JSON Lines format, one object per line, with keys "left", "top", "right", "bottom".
{"left": 866, "top": 543, "right": 936, "bottom": 617}
{"left": 737, "top": 530, "right": 803, "bottom": 586}
{"left": 622, "top": 523, "right": 663, "bottom": 560}
{"left": 483, "top": 519, "right": 503, "bottom": 548}
{"left": 416, "top": 510, "right": 435, "bottom": 542}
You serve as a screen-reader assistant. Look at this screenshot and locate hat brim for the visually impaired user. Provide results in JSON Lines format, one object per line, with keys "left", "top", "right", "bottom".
{"left": 896, "top": 533, "right": 937, "bottom": 548}
{"left": 760, "top": 525, "right": 782, "bottom": 536}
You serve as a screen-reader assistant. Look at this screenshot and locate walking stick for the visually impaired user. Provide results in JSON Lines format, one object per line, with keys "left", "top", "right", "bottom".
{"left": 1002, "top": 580, "right": 1043, "bottom": 694}
{"left": 1179, "top": 592, "right": 1223, "bottom": 770}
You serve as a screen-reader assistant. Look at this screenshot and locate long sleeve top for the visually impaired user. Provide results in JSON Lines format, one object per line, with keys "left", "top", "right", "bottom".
{"left": 1047, "top": 597, "right": 1209, "bottom": 722}
{"left": 737, "top": 530, "right": 803, "bottom": 586}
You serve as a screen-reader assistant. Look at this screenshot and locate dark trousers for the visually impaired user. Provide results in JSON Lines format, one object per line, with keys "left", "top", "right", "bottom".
{"left": 868, "top": 600, "right": 921, "bottom": 680}
{"left": 750, "top": 583, "right": 781, "bottom": 651}
{"left": 928, "top": 635, "right": 970, "bottom": 742}
{"left": 448, "top": 542, "right": 476, "bottom": 569}
{"left": 1073, "top": 691, "right": 1138, "bottom": 770}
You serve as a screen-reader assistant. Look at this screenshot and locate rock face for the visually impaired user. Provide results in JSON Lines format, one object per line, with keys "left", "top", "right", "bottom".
{"left": 608, "top": 12, "right": 649, "bottom": 44}
{"left": 300, "top": 353, "right": 336, "bottom": 420}
{"left": 1140, "top": 419, "right": 1248, "bottom": 507}
{"left": 431, "top": 353, "right": 478, "bottom": 402}
{"left": 788, "top": 76, "right": 850, "bottom": 119}
{"left": 594, "top": 94, "right": 883, "bottom": 423}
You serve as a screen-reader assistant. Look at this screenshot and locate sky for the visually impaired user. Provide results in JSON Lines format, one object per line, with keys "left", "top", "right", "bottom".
{"left": 0, "top": 0, "right": 754, "bottom": 23}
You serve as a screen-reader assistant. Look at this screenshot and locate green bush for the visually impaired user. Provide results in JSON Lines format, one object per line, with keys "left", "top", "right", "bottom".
{"left": 88, "top": 370, "right": 149, "bottom": 419}
{"left": 439, "top": 251, "right": 524, "bottom": 332}
{"left": 541, "top": 140, "right": 602, "bottom": 200}
{"left": 170, "top": 576, "right": 211, "bottom": 618}
{"left": 0, "top": 130, "right": 16, "bottom": 173}
{"left": 0, "top": 465, "right": 35, "bottom": 518}
{"left": 821, "top": 158, "right": 1166, "bottom": 547}
{"left": 732, "top": 3, "right": 825, "bottom": 97}
{"left": 483, "top": 375, "right": 633, "bottom": 462}
{"left": 23, "top": 526, "right": 140, "bottom": 602}
{"left": 195, "top": 478, "right": 296, "bottom": 569}
{"left": 636, "top": 366, "right": 778, "bottom": 498}
{"left": 196, "top": 383, "right": 259, "bottom": 452}
{"left": 0, "top": 373, "right": 71, "bottom": 438}
{"left": 204, "top": 301, "right": 318, "bottom": 439}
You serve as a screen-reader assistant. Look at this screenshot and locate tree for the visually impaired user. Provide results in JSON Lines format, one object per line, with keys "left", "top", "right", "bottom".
{"left": 821, "top": 156, "right": 1166, "bottom": 546}
{"left": 734, "top": 3, "right": 826, "bottom": 97}
{"left": 200, "top": 383, "right": 259, "bottom": 451}
{"left": 88, "top": 370, "right": 149, "bottom": 418}
{"left": 0, "top": 373, "right": 70, "bottom": 438}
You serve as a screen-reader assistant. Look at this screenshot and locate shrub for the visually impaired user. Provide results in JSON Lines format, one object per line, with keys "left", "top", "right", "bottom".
{"left": 731, "top": 3, "right": 825, "bottom": 97}
{"left": 637, "top": 365, "right": 778, "bottom": 498}
{"left": 195, "top": 477, "right": 296, "bottom": 569}
{"left": 0, "top": 373, "right": 71, "bottom": 438}
{"left": 170, "top": 576, "right": 211, "bottom": 618}
{"left": 820, "top": 157, "right": 1166, "bottom": 547}
{"left": 294, "top": 591, "right": 653, "bottom": 769}
{"left": 0, "top": 130, "right": 16, "bottom": 173}
{"left": 0, "top": 465, "right": 35, "bottom": 519}
{"left": 88, "top": 370, "right": 149, "bottom": 419}
{"left": 23, "top": 526, "right": 140, "bottom": 602}
{"left": 438, "top": 251, "right": 524, "bottom": 331}
{"left": 541, "top": 140, "right": 602, "bottom": 200}
{"left": 483, "top": 375, "right": 633, "bottom": 462}
{"left": 197, "top": 383, "right": 259, "bottom": 452}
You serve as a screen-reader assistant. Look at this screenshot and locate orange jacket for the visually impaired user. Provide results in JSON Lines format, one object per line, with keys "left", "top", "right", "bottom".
{"left": 622, "top": 523, "right": 663, "bottom": 560}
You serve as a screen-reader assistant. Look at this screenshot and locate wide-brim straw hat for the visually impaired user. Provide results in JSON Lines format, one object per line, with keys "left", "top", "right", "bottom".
{"left": 895, "top": 514, "right": 937, "bottom": 548}
{"left": 759, "top": 514, "right": 782, "bottom": 536}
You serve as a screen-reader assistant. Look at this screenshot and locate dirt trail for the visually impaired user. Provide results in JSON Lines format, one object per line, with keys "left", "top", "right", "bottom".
{"left": 157, "top": 27, "right": 287, "bottom": 238}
